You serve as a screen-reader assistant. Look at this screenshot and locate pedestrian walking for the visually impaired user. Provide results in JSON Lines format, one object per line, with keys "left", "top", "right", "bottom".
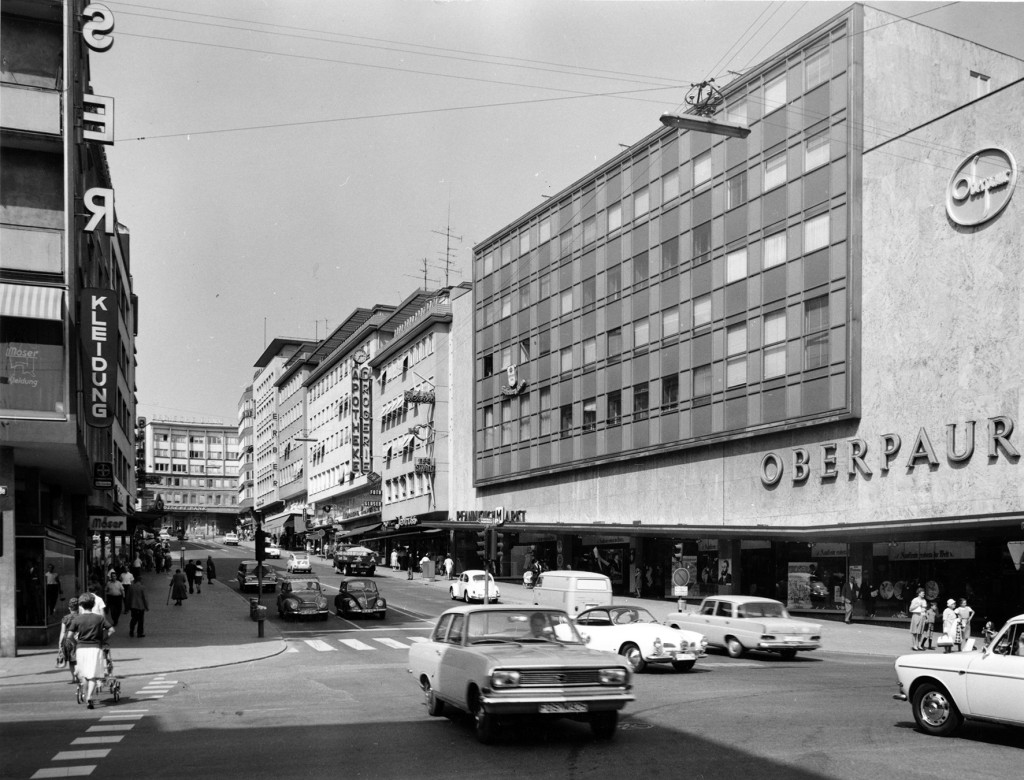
{"left": 45, "top": 564, "right": 64, "bottom": 616}
{"left": 841, "top": 572, "right": 858, "bottom": 624}
{"left": 184, "top": 560, "right": 197, "bottom": 594}
{"left": 68, "top": 593, "right": 113, "bottom": 709}
{"left": 444, "top": 553, "right": 454, "bottom": 580}
{"left": 104, "top": 573, "right": 125, "bottom": 626}
{"left": 193, "top": 560, "right": 204, "bottom": 593}
{"left": 862, "top": 579, "right": 877, "bottom": 618}
{"left": 941, "top": 599, "right": 958, "bottom": 653}
{"left": 908, "top": 587, "right": 927, "bottom": 650}
{"left": 206, "top": 556, "right": 217, "bottom": 584}
{"left": 390, "top": 549, "right": 399, "bottom": 571}
{"left": 127, "top": 578, "right": 149, "bottom": 637}
{"left": 956, "top": 598, "right": 975, "bottom": 651}
{"left": 131, "top": 553, "right": 143, "bottom": 582}
{"left": 57, "top": 598, "right": 80, "bottom": 683}
{"left": 169, "top": 569, "right": 188, "bottom": 606}
{"left": 922, "top": 601, "right": 937, "bottom": 650}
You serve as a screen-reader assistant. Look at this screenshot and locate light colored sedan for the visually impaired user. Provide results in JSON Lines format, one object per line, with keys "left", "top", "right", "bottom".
{"left": 265, "top": 542, "right": 282, "bottom": 559}
{"left": 893, "top": 613, "right": 1024, "bottom": 736}
{"left": 408, "top": 605, "right": 634, "bottom": 743}
{"left": 450, "top": 570, "right": 501, "bottom": 603}
{"left": 575, "top": 605, "right": 707, "bottom": 672}
{"left": 287, "top": 552, "right": 311, "bottom": 573}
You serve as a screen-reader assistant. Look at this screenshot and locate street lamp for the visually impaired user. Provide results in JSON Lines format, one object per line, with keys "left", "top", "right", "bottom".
{"left": 659, "top": 112, "right": 750, "bottom": 139}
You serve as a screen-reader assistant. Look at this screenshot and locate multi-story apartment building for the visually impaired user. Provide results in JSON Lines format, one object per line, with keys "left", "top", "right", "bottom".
{"left": 236, "top": 384, "right": 255, "bottom": 528}
{"left": 139, "top": 418, "right": 240, "bottom": 537}
{"left": 1, "top": 0, "right": 138, "bottom": 651}
{"left": 450, "top": 4, "right": 1024, "bottom": 622}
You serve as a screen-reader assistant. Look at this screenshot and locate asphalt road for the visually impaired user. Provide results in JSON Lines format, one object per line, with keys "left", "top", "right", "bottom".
{"left": 2, "top": 543, "right": 1020, "bottom": 779}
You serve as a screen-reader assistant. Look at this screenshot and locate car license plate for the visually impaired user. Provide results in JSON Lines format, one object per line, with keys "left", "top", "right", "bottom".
{"left": 300, "top": 609, "right": 317, "bottom": 614}
{"left": 539, "top": 702, "right": 588, "bottom": 714}
{"left": 784, "top": 636, "right": 801, "bottom": 642}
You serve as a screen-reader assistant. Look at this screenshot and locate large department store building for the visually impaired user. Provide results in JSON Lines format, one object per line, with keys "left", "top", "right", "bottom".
{"left": 450, "top": 4, "right": 1024, "bottom": 623}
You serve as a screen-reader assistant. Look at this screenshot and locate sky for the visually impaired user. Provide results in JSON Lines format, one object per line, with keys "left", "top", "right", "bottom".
{"left": 89, "top": 0, "right": 1024, "bottom": 425}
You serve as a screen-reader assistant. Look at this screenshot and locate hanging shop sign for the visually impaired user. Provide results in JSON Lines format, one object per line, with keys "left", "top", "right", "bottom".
{"left": 350, "top": 360, "right": 373, "bottom": 473}
{"left": 89, "top": 514, "right": 126, "bottom": 532}
{"left": 887, "top": 541, "right": 975, "bottom": 561}
{"left": 759, "top": 415, "right": 1018, "bottom": 487}
{"left": 946, "top": 147, "right": 1016, "bottom": 227}
{"left": 80, "top": 288, "right": 118, "bottom": 427}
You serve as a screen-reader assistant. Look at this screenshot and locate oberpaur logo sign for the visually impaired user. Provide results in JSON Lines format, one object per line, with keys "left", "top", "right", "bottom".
{"left": 946, "top": 147, "right": 1017, "bottom": 227}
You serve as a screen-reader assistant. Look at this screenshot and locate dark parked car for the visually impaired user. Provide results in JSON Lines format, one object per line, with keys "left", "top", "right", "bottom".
{"left": 236, "top": 560, "right": 278, "bottom": 592}
{"left": 335, "top": 578, "right": 386, "bottom": 619}
{"left": 334, "top": 545, "right": 377, "bottom": 576}
{"left": 277, "top": 576, "right": 329, "bottom": 620}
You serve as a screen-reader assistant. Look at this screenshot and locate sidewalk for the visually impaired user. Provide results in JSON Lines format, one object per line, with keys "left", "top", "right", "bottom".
{"left": 0, "top": 568, "right": 285, "bottom": 688}
{"left": 374, "top": 564, "right": 926, "bottom": 658}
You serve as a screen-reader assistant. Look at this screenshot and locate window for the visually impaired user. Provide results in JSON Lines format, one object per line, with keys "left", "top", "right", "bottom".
{"left": 726, "top": 248, "right": 748, "bottom": 283}
{"left": 607, "top": 390, "right": 622, "bottom": 426}
{"left": 560, "top": 404, "right": 573, "bottom": 438}
{"left": 583, "top": 337, "right": 596, "bottom": 365}
{"left": 805, "top": 133, "right": 829, "bottom": 172}
{"left": 764, "top": 152, "right": 786, "bottom": 191}
{"left": 582, "top": 276, "right": 596, "bottom": 308}
{"left": 560, "top": 346, "right": 572, "bottom": 373}
{"left": 632, "top": 251, "right": 648, "bottom": 285}
{"left": 764, "top": 72, "right": 787, "bottom": 113}
{"left": 693, "top": 364, "right": 712, "bottom": 397}
{"left": 607, "top": 266, "right": 622, "bottom": 300}
{"left": 662, "top": 374, "right": 679, "bottom": 408}
{"left": 971, "top": 70, "right": 991, "bottom": 98}
{"left": 560, "top": 288, "right": 573, "bottom": 316}
{"left": 661, "top": 237, "right": 679, "bottom": 270}
{"left": 804, "top": 213, "right": 830, "bottom": 253}
{"left": 483, "top": 406, "right": 495, "bottom": 449}
{"left": 607, "top": 327, "right": 622, "bottom": 357}
{"left": 634, "top": 185, "right": 650, "bottom": 217}
{"left": 608, "top": 203, "right": 622, "bottom": 232}
{"left": 519, "top": 394, "right": 531, "bottom": 440}
{"left": 693, "top": 151, "right": 712, "bottom": 186}
{"left": 763, "top": 311, "right": 787, "bottom": 379}
{"left": 726, "top": 324, "right": 747, "bottom": 387}
{"left": 633, "top": 382, "right": 649, "bottom": 421}
{"left": 663, "top": 169, "right": 680, "bottom": 201}
{"left": 539, "top": 218, "right": 551, "bottom": 244}
{"left": 539, "top": 272, "right": 552, "bottom": 298}
{"left": 501, "top": 295, "right": 511, "bottom": 318}
{"left": 693, "top": 294, "right": 712, "bottom": 327}
{"left": 518, "top": 281, "right": 531, "bottom": 309}
{"left": 500, "top": 346, "right": 512, "bottom": 369}
{"left": 805, "top": 47, "right": 830, "bottom": 90}
{"left": 500, "top": 400, "right": 513, "bottom": 445}
{"left": 693, "top": 221, "right": 711, "bottom": 264}
{"left": 583, "top": 216, "right": 597, "bottom": 245}
{"left": 582, "top": 398, "right": 597, "bottom": 432}
{"left": 763, "top": 231, "right": 787, "bottom": 269}
{"left": 483, "top": 354, "right": 494, "bottom": 377}
{"left": 726, "top": 171, "right": 747, "bottom": 210}
{"left": 727, "top": 99, "right": 747, "bottom": 125}
{"left": 804, "top": 295, "right": 830, "bottom": 369}
{"left": 539, "top": 388, "right": 552, "bottom": 435}
{"left": 662, "top": 307, "right": 679, "bottom": 337}
{"left": 501, "top": 243, "right": 511, "bottom": 266}
{"left": 519, "top": 338, "right": 530, "bottom": 363}
{"left": 634, "top": 317, "right": 649, "bottom": 348}
{"left": 519, "top": 232, "right": 530, "bottom": 256}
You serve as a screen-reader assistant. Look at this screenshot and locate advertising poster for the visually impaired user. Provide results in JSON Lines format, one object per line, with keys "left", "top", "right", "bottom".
{"left": 788, "top": 561, "right": 814, "bottom": 609}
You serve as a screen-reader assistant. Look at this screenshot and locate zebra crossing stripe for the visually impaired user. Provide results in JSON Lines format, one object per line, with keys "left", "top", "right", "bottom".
{"left": 302, "top": 638, "right": 337, "bottom": 652}
{"left": 374, "top": 638, "right": 410, "bottom": 649}
{"left": 337, "top": 638, "right": 374, "bottom": 651}
{"left": 31, "top": 768, "right": 96, "bottom": 778}
{"left": 407, "top": 636, "right": 428, "bottom": 643}
{"left": 52, "top": 750, "right": 110, "bottom": 761}
{"left": 86, "top": 725, "right": 134, "bottom": 733}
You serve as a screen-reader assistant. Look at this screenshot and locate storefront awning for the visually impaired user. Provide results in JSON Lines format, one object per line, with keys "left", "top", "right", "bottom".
{"left": 363, "top": 527, "right": 443, "bottom": 542}
{"left": 1, "top": 283, "right": 64, "bottom": 320}
{"left": 335, "top": 522, "right": 382, "bottom": 540}
{"left": 262, "top": 512, "right": 295, "bottom": 534}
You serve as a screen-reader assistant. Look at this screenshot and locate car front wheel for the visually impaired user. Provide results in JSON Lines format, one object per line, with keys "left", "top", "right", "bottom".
{"left": 912, "top": 682, "right": 963, "bottom": 737}
{"left": 471, "top": 692, "right": 498, "bottom": 744}
{"left": 590, "top": 710, "right": 618, "bottom": 740}
{"left": 620, "top": 643, "right": 646, "bottom": 673}
{"left": 726, "top": 637, "right": 745, "bottom": 658}
{"left": 421, "top": 678, "right": 444, "bottom": 717}
{"left": 449, "top": 588, "right": 457, "bottom": 600}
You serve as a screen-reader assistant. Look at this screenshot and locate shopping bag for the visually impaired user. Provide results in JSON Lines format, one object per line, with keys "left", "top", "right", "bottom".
{"left": 936, "top": 634, "right": 953, "bottom": 647}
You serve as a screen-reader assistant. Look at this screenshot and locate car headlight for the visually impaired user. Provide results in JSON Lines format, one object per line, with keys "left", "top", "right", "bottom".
{"left": 700, "top": 637, "right": 708, "bottom": 651}
{"left": 315, "top": 597, "right": 327, "bottom": 608}
{"left": 491, "top": 670, "right": 521, "bottom": 688}
{"left": 653, "top": 638, "right": 664, "bottom": 655}
{"left": 599, "top": 668, "right": 628, "bottom": 685}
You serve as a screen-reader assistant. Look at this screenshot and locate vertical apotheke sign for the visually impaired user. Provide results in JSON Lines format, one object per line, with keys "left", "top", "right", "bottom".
{"left": 81, "top": 289, "right": 117, "bottom": 427}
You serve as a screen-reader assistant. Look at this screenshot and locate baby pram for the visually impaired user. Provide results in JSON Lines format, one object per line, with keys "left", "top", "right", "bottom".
{"left": 75, "top": 647, "right": 121, "bottom": 704}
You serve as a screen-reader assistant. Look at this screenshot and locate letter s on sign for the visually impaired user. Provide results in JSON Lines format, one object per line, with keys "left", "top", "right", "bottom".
{"left": 82, "top": 3, "right": 115, "bottom": 51}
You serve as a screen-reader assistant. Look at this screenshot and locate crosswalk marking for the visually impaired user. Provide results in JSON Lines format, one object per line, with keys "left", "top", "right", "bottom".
{"left": 70, "top": 737, "right": 123, "bottom": 745}
{"left": 86, "top": 725, "right": 134, "bottom": 733}
{"left": 100, "top": 715, "right": 143, "bottom": 721}
{"left": 374, "top": 638, "right": 410, "bottom": 649}
{"left": 52, "top": 751, "right": 110, "bottom": 761}
{"left": 338, "top": 638, "right": 374, "bottom": 651}
{"left": 32, "top": 768, "right": 96, "bottom": 778}
{"left": 407, "top": 636, "right": 428, "bottom": 643}
{"left": 303, "top": 639, "right": 337, "bottom": 652}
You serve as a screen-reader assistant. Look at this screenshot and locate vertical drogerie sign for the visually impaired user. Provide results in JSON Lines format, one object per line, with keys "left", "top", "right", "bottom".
{"left": 81, "top": 288, "right": 117, "bottom": 427}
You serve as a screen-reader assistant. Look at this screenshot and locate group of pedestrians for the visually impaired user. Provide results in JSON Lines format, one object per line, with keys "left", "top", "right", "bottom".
{"left": 169, "top": 557, "right": 216, "bottom": 606}
{"left": 908, "top": 588, "right": 975, "bottom": 652}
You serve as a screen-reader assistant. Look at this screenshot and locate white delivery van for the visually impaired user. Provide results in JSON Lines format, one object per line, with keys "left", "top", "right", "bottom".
{"left": 532, "top": 570, "right": 613, "bottom": 614}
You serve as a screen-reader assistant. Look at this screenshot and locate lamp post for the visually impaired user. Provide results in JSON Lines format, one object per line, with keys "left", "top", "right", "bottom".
{"left": 660, "top": 78, "right": 750, "bottom": 139}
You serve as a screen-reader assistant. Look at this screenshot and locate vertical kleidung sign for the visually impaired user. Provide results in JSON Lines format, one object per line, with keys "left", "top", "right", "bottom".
{"left": 81, "top": 289, "right": 117, "bottom": 427}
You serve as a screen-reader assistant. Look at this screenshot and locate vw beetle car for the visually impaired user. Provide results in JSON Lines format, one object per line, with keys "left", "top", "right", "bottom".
{"left": 893, "top": 613, "right": 1024, "bottom": 736}
{"left": 223, "top": 531, "right": 239, "bottom": 545}
{"left": 276, "top": 576, "right": 329, "bottom": 620}
{"left": 264, "top": 542, "right": 282, "bottom": 559}
{"left": 286, "top": 552, "right": 312, "bottom": 573}
{"left": 409, "top": 605, "right": 634, "bottom": 743}
{"left": 575, "top": 605, "right": 707, "bottom": 672}
{"left": 450, "top": 570, "right": 501, "bottom": 603}
{"left": 665, "top": 595, "right": 822, "bottom": 659}
{"left": 334, "top": 578, "right": 386, "bottom": 619}
{"left": 334, "top": 545, "right": 377, "bottom": 576}
{"left": 236, "top": 560, "right": 277, "bottom": 592}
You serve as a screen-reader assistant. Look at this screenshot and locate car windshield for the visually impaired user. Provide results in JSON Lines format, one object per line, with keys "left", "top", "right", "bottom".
{"left": 290, "top": 581, "right": 320, "bottom": 593}
{"left": 466, "top": 609, "right": 582, "bottom": 645}
{"left": 738, "top": 602, "right": 788, "bottom": 618}
{"left": 609, "top": 607, "right": 658, "bottom": 625}
{"left": 345, "top": 580, "right": 375, "bottom": 593}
